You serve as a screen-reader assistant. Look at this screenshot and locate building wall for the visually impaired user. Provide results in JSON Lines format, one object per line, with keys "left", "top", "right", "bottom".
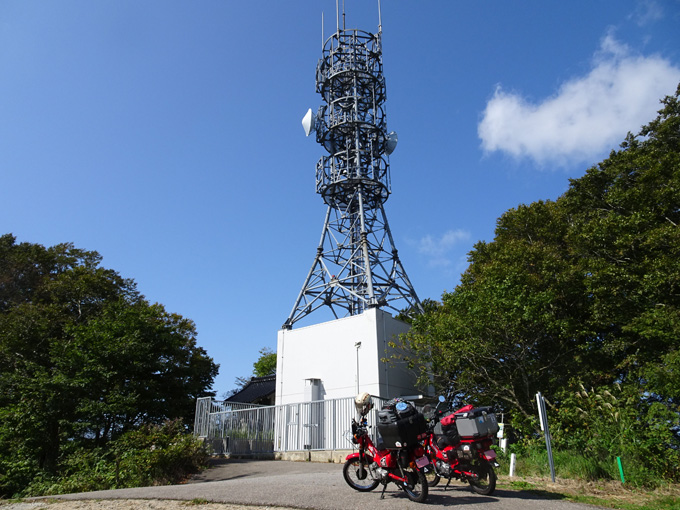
{"left": 275, "top": 308, "right": 421, "bottom": 406}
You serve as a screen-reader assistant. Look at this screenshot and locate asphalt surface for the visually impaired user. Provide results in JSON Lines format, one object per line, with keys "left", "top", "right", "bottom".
{"left": 44, "top": 459, "right": 603, "bottom": 510}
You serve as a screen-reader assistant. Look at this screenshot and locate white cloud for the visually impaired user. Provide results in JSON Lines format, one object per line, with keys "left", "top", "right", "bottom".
{"left": 418, "top": 229, "right": 471, "bottom": 267}
{"left": 477, "top": 33, "right": 680, "bottom": 167}
{"left": 630, "top": 0, "right": 663, "bottom": 27}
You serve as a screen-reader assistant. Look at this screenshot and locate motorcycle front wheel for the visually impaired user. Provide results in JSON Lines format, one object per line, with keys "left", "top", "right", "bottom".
{"left": 424, "top": 468, "right": 440, "bottom": 487}
{"left": 402, "top": 468, "right": 428, "bottom": 503}
{"left": 343, "top": 458, "right": 379, "bottom": 492}
{"left": 468, "top": 459, "right": 496, "bottom": 495}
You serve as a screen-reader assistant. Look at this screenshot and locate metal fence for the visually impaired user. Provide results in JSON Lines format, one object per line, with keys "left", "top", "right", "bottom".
{"left": 194, "top": 395, "right": 388, "bottom": 455}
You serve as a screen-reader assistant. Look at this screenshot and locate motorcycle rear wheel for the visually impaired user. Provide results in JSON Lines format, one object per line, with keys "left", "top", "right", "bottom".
{"left": 402, "top": 468, "right": 428, "bottom": 503}
{"left": 468, "top": 459, "right": 496, "bottom": 495}
{"left": 343, "top": 458, "right": 380, "bottom": 492}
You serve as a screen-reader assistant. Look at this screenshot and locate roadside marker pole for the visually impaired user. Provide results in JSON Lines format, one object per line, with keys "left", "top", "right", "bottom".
{"left": 509, "top": 453, "right": 516, "bottom": 477}
{"left": 536, "top": 392, "right": 556, "bottom": 482}
{"left": 617, "top": 456, "right": 625, "bottom": 483}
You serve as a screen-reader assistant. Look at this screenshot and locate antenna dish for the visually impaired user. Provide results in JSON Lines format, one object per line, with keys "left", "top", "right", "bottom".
{"left": 385, "top": 131, "right": 398, "bottom": 155}
{"left": 302, "top": 108, "right": 316, "bottom": 136}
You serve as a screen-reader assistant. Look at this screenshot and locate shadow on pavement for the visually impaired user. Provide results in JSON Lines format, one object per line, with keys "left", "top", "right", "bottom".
{"left": 427, "top": 484, "right": 567, "bottom": 504}
{"left": 187, "top": 458, "right": 266, "bottom": 483}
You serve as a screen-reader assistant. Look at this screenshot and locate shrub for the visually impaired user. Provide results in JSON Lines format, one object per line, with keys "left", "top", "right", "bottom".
{"left": 23, "top": 420, "right": 209, "bottom": 496}
{"left": 112, "top": 420, "right": 209, "bottom": 487}
{"left": 502, "top": 382, "right": 680, "bottom": 487}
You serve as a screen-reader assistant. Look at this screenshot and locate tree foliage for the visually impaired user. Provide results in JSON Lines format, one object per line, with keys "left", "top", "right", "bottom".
{"left": 253, "top": 347, "right": 277, "bottom": 377}
{"left": 398, "top": 85, "right": 680, "bottom": 459}
{"left": 0, "top": 235, "right": 218, "bottom": 496}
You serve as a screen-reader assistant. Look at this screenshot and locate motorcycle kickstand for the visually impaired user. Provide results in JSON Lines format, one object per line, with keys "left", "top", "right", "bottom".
{"left": 380, "top": 482, "right": 388, "bottom": 500}
{"left": 445, "top": 478, "right": 452, "bottom": 491}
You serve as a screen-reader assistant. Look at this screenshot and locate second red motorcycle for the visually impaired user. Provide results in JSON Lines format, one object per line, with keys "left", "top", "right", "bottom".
{"left": 422, "top": 395, "right": 500, "bottom": 495}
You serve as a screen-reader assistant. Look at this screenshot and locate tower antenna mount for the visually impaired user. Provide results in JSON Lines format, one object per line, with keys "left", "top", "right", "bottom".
{"left": 285, "top": 5, "right": 423, "bottom": 329}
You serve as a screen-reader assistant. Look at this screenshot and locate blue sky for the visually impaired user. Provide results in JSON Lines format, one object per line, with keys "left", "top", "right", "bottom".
{"left": 2, "top": 1, "right": 679, "bottom": 396}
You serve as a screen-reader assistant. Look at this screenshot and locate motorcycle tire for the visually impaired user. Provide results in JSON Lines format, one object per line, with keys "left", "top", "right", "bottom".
{"left": 402, "top": 468, "right": 428, "bottom": 503}
{"left": 424, "top": 469, "right": 440, "bottom": 487}
{"left": 343, "top": 458, "right": 380, "bottom": 492}
{"left": 468, "top": 459, "right": 496, "bottom": 495}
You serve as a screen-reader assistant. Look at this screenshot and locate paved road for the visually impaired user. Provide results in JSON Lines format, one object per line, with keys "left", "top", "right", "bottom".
{"left": 46, "top": 459, "right": 602, "bottom": 510}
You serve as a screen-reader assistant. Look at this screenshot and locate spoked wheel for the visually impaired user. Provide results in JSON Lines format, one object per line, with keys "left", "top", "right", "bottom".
{"left": 402, "top": 468, "right": 428, "bottom": 503}
{"left": 424, "top": 468, "right": 440, "bottom": 487}
{"left": 468, "top": 459, "right": 496, "bottom": 495}
{"left": 343, "top": 458, "right": 379, "bottom": 492}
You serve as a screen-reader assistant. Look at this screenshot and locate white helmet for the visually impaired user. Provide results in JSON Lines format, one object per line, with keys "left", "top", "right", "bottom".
{"left": 354, "top": 392, "right": 373, "bottom": 416}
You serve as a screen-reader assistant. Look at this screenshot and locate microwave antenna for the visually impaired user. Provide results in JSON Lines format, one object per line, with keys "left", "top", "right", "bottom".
{"left": 283, "top": 1, "right": 422, "bottom": 329}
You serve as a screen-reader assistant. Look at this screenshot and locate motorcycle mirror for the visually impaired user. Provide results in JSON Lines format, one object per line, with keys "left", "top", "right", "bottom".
{"left": 438, "top": 395, "right": 446, "bottom": 403}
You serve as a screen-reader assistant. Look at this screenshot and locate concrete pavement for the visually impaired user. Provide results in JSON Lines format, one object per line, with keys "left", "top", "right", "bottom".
{"left": 43, "top": 459, "right": 603, "bottom": 510}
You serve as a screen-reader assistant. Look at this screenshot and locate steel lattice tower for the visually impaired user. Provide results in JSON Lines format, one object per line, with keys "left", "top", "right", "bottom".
{"left": 283, "top": 12, "right": 422, "bottom": 330}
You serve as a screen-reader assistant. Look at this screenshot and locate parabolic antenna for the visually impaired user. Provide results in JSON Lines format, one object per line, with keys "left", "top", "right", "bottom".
{"left": 385, "top": 131, "right": 398, "bottom": 155}
{"left": 302, "top": 108, "right": 316, "bottom": 136}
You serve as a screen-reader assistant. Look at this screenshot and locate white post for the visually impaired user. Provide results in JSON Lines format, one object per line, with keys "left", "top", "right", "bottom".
{"left": 500, "top": 438, "right": 508, "bottom": 453}
{"left": 497, "top": 422, "right": 506, "bottom": 452}
{"left": 509, "top": 453, "right": 516, "bottom": 477}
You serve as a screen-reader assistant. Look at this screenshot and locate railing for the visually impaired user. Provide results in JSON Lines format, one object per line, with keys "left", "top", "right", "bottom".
{"left": 195, "top": 395, "right": 388, "bottom": 455}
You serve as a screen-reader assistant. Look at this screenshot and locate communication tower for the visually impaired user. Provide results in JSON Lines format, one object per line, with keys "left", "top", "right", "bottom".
{"left": 283, "top": 4, "right": 422, "bottom": 329}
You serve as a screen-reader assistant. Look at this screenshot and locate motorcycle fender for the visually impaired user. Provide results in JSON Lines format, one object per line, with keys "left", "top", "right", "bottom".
{"left": 483, "top": 449, "right": 497, "bottom": 461}
{"left": 345, "top": 452, "right": 373, "bottom": 463}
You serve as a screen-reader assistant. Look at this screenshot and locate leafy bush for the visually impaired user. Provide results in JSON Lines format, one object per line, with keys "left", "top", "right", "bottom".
{"left": 112, "top": 420, "right": 209, "bottom": 487}
{"left": 495, "top": 381, "right": 680, "bottom": 487}
{"left": 23, "top": 420, "right": 209, "bottom": 497}
{"left": 552, "top": 383, "right": 680, "bottom": 486}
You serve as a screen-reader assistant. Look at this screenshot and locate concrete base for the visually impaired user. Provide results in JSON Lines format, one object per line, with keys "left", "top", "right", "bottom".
{"left": 222, "top": 450, "right": 354, "bottom": 464}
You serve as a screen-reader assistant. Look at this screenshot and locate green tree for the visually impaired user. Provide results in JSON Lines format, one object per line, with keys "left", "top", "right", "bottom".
{"left": 0, "top": 235, "right": 218, "bottom": 496}
{"left": 253, "top": 347, "right": 276, "bottom": 377}
{"left": 397, "top": 85, "right": 680, "bottom": 438}
{"left": 400, "top": 199, "right": 589, "bottom": 428}
{"left": 562, "top": 86, "right": 680, "bottom": 404}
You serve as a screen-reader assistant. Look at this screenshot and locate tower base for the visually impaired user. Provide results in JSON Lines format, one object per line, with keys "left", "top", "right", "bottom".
{"left": 275, "top": 308, "right": 423, "bottom": 405}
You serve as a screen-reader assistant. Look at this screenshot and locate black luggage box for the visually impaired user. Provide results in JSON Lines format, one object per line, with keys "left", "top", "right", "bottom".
{"left": 434, "top": 420, "right": 460, "bottom": 448}
{"left": 377, "top": 408, "right": 427, "bottom": 448}
{"left": 455, "top": 407, "right": 499, "bottom": 438}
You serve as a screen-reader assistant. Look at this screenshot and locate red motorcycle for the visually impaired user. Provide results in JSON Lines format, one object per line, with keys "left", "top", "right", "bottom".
{"left": 343, "top": 394, "right": 430, "bottom": 503}
{"left": 422, "top": 396, "right": 499, "bottom": 495}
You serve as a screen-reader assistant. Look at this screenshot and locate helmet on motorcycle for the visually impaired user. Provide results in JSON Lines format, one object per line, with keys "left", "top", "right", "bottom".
{"left": 354, "top": 392, "right": 373, "bottom": 416}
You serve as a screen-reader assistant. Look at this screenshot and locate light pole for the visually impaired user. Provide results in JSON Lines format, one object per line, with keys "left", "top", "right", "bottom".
{"left": 355, "top": 341, "right": 362, "bottom": 394}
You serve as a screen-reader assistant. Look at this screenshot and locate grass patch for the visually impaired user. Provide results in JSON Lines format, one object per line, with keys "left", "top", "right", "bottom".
{"left": 498, "top": 475, "right": 680, "bottom": 510}
{"left": 565, "top": 494, "right": 680, "bottom": 510}
{"left": 508, "top": 480, "right": 537, "bottom": 490}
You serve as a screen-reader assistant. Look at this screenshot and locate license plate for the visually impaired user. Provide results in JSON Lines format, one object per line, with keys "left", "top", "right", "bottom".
{"left": 483, "top": 449, "right": 497, "bottom": 461}
{"left": 416, "top": 455, "right": 430, "bottom": 468}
